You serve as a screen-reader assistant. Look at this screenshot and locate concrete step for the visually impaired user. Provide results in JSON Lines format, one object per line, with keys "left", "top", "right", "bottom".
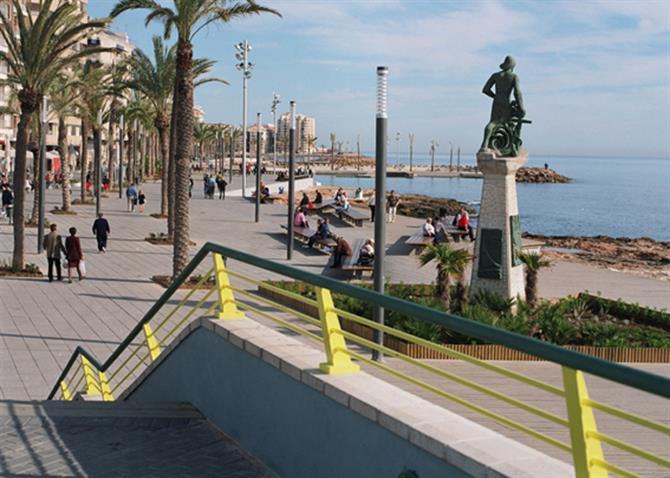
{"left": 0, "top": 400, "right": 275, "bottom": 478}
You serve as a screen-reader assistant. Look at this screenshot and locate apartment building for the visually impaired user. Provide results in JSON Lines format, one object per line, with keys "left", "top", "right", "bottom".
{"left": 276, "top": 112, "right": 316, "bottom": 154}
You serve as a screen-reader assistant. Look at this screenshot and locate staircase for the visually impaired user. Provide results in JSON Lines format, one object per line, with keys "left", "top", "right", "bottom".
{"left": 0, "top": 400, "right": 276, "bottom": 477}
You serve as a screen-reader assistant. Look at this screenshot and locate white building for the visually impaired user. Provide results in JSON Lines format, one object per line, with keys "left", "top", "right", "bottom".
{"left": 277, "top": 112, "right": 316, "bottom": 154}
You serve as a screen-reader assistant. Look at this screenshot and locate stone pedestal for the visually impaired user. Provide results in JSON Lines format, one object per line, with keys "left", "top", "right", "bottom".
{"left": 469, "top": 149, "right": 527, "bottom": 302}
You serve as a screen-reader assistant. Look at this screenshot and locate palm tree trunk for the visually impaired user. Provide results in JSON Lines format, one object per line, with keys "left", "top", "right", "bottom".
{"left": 125, "top": 127, "right": 133, "bottom": 184}
{"left": 438, "top": 266, "right": 451, "bottom": 310}
{"left": 58, "top": 117, "right": 71, "bottom": 211}
{"left": 173, "top": 38, "right": 194, "bottom": 277}
{"left": 107, "top": 118, "right": 115, "bottom": 189}
{"left": 11, "top": 108, "right": 33, "bottom": 270}
{"left": 167, "top": 82, "right": 178, "bottom": 239}
{"left": 80, "top": 118, "right": 88, "bottom": 202}
{"left": 156, "top": 113, "right": 169, "bottom": 218}
{"left": 93, "top": 126, "right": 101, "bottom": 207}
{"left": 526, "top": 270, "right": 538, "bottom": 307}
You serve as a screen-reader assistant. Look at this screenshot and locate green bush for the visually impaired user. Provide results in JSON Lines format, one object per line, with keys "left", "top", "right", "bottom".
{"left": 265, "top": 281, "right": 670, "bottom": 348}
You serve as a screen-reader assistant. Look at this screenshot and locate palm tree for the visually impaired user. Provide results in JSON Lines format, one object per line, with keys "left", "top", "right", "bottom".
{"left": 112, "top": 0, "right": 280, "bottom": 278}
{"left": 228, "top": 126, "right": 242, "bottom": 183}
{"left": 48, "top": 76, "right": 79, "bottom": 212}
{"left": 420, "top": 243, "right": 470, "bottom": 310}
{"left": 518, "top": 252, "right": 551, "bottom": 307}
{"left": 193, "top": 123, "right": 215, "bottom": 168}
{"left": 127, "top": 36, "right": 175, "bottom": 217}
{"left": 0, "top": 0, "right": 108, "bottom": 270}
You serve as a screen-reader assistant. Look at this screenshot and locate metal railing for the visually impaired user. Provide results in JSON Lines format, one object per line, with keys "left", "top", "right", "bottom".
{"left": 48, "top": 242, "right": 670, "bottom": 478}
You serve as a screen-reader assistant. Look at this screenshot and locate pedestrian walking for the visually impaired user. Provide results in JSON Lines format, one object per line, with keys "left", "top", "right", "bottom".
{"left": 92, "top": 213, "right": 111, "bottom": 253}
{"left": 367, "top": 194, "right": 375, "bottom": 223}
{"left": 387, "top": 190, "right": 400, "bottom": 223}
{"left": 65, "top": 227, "right": 84, "bottom": 283}
{"left": 126, "top": 184, "right": 137, "bottom": 212}
{"left": 42, "top": 224, "right": 66, "bottom": 282}
{"left": 1, "top": 185, "right": 13, "bottom": 224}
{"left": 138, "top": 190, "right": 146, "bottom": 213}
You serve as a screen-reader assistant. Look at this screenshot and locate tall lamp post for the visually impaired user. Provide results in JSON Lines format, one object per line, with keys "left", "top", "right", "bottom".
{"left": 118, "top": 115, "right": 124, "bottom": 198}
{"left": 132, "top": 118, "right": 138, "bottom": 185}
{"left": 430, "top": 140, "right": 438, "bottom": 172}
{"left": 449, "top": 141, "right": 454, "bottom": 171}
{"left": 271, "top": 93, "right": 280, "bottom": 172}
{"left": 95, "top": 108, "right": 102, "bottom": 217}
{"left": 373, "top": 66, "right": 388, "bottom": 362}
{"left": 235, "top": 40, "right": 253, "bottom": 197}
{"left": 286, "top": 101, "right": 296, "bottom": 260}
{"left": 37, "top": 95, "right": 48, "bottom": 253}
{"left": 255, "top": 112, "right": 261, "bottom": 223}
{"left": 408, "top": 133, "right": 415, "bottom": 172}
{"left": 395, "top": 131, "right": 400, "bottom": 167}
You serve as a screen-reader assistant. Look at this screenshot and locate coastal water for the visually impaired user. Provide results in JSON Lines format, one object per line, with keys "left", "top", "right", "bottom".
{"left": 315, "top": 154, "right": 670, "bottom": 241}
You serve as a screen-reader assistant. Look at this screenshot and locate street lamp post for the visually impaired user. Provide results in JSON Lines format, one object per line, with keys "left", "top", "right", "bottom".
{"left": 255, "top": 112, "right": 261, "bottom": 223}
{"left": 37, "top": 95, "right": 48, "bottom": 254}
{"left": 430, "top": 140, "right": 438, "bottom": 172}
{"left": 457, "top": 146, "right": 461, "bottom": 171}
{"left": 271, "top": 93, "right": 280, "bottom": 172}
{"left": 95, "top": 108, "right": 102, "bottom": 217}
{"left": 132, "top": 119, "right": 138, "bottom": 185}
{"left": 408, "top": 133, "right": 415, "bottom": 172}
{"left": 287, "top": 101, "right": 296, "bottom": 260}
{"left": 395, "top": 131, "right": 400, "bottom": 167}
{"left": 118, "top": 115, "right": 124, "bottom": 198}
{"left": 373, "top": 66, "right": 388, "bottom": 362}
{"left": 449, "top": 141, "right": 454, "bottom": 171}
{"left": 235, "top": 40, "right": 253, "bottom": 197}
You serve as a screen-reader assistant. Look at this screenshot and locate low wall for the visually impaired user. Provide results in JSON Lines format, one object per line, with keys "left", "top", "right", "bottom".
{"left": 121, "top": 318, "right": 571, "bottom": 478}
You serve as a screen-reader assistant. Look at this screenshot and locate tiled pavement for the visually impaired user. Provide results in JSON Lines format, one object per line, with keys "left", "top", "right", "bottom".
{"left": 0, "top": 400, "right": 275, "bottom": 477}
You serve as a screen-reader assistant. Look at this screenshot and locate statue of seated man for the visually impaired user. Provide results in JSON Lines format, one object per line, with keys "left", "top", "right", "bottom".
{"left": 480, "top": 56, "right": 525, "bottom": 152}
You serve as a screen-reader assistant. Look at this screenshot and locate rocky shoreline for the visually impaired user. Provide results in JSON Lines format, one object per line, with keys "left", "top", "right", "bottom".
{"left": 516, "top": 167, "right": 570, "bottom": 183}
{"left": 524, "top": 233, "right": 670, "bottom": 281}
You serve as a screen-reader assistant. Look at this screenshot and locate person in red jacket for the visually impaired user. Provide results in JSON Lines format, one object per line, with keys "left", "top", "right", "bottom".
{"left": 65, "top": 227, "right": 85, "bottom": 283}
{"left": 456, "top": 207, "right": 475, "bottom": 241}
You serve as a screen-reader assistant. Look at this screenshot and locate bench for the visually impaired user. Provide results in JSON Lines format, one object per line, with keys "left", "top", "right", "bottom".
{"left": 304, "top": 199, "right": 336, "bottom": 215}
{"left": 280, "top": 224, "right": 336, "bottom": 254}
{"left": 341, "top": 239, "right": 374, "bottom": 278}
{"left": 405, "top": 229, "right": 435, "bottom": 255}
{"left": 335, "top": 206, "right": 368, "bottom": 227}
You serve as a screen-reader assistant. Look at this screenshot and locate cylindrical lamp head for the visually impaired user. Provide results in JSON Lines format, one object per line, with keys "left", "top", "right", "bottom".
{"left": 290, "top": 101, "right": 296, "bottom": 130}
{"left": 257, "top": 112, "right": 261, "bottom": 128}
{"left": 376, "top": 66, "right": 388, "bottom": 119}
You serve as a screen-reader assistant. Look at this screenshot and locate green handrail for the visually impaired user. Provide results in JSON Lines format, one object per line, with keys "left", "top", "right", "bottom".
{"left": 48, "top": 242, "right": 670, "bottom": 400}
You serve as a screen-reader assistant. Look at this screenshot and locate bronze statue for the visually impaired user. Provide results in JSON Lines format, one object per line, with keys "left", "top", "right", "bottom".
{"left": 480, "top": 56, "right": 530, "bottom": 156}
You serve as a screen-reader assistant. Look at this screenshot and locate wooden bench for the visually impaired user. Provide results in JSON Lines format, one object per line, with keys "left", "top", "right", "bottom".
{"left": 443, "top": 227, "right": 470, "bottom": 242}
{"left": 304, "top": 199, "right": 336, "bottom": 215}
{"left": 405, "top": 229, "right": 435, "bottom": 255}
{"left": 280, "top": 224, "right": 336, "bottom": 254}
{"left": 335, "top": 206, "right": 368, "bottom": 227}
{"left": 341, "top": 239, "right": 374, "bottom": 278}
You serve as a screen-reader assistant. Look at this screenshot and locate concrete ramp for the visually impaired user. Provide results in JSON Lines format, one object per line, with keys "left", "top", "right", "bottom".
{"left": 0, "top": 400, "right": 275, "bottom": 477}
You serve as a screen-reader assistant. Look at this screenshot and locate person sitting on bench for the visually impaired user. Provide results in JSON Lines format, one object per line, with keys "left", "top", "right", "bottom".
{"left": 358, "top": 239, "right": 375, "bottom": 266}
{"left": 314, "top": 190, "right": 323, "bottom": 204}
{"left": 294, "top": 208, "right": 309, "bottom": 228}
{"left": 456, "top": 207, "right": 475, "bottom": 241}
{"left": 306, "top": 218, "right": 331, "bottom": 248}
{"left": 423, "top": 217, "right": 436, "bottom": 237}
{"left": 299, "top": 192, "right": 310, "bottom": 207}
{"left": 331, "top": 236, "right": 352, "bottom": 268}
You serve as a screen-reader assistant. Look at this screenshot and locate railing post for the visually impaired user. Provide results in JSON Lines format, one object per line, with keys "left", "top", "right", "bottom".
{"left": 213, "top": 253, "right": 245, "bottom": 320}
{"left": 81, "top": 356, "right": 98, "bottom": 396}
{"left": 562, "top": 367, "right": 608, "bottom": 478}
{"left": 98, "top": 371, "right": 114, "bottom": 401}
{"left": 315, "top": 287, "right": 360, "bottom": 375}
{"left": 60, "top": 380, "right": 72, "bottom": 401}
{"left": 143, "top": 323, "right": 161, "bottom": 361}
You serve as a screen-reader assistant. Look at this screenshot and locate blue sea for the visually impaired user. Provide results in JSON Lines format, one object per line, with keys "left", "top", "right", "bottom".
{"left": 315, "top": 154, "right": 670, "bottom": 241}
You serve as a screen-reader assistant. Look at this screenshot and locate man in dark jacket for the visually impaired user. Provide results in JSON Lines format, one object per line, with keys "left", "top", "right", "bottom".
{"left": 92, "top": 213, "right": 111, "bottom": 252}
{"left": 332, "top": 236, "right": 352, "bottom": 268}
{"left": 43, "top": 224, "right": 66, "bottom": 282}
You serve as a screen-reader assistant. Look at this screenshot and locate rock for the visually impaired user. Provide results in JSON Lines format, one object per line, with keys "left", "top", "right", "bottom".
{"left": 516, "top": 167, "right": 570, "bottom": 183}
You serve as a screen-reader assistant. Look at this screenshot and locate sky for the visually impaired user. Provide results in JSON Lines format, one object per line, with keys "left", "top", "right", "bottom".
{"left": 89, "top": 0, "right": 670, "bottom": 158}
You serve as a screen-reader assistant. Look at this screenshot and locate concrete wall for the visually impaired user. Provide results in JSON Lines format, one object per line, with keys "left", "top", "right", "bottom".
{"left": 128, "top": 327, "right": 463, "bottom": 478}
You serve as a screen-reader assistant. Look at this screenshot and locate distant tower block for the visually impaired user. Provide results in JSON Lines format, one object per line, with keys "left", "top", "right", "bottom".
{"left": 470, "top": 149, "right": 527, "bottom": 302}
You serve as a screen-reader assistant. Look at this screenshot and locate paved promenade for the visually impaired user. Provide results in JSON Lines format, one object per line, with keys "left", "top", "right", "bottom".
{"left": 0, "top": 182, "right": 669, "bottom": 475}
